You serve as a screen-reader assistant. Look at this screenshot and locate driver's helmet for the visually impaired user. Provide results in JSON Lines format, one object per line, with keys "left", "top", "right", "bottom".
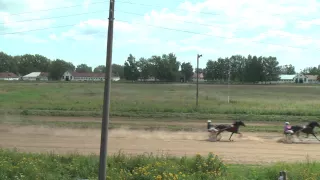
{"left": 207, "top": 120, "right": 211, "bottom": 123}
{"left": 285, "top": 122, "right": 290, "bottom": 125}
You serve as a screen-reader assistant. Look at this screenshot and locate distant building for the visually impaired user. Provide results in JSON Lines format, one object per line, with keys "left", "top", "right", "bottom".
{"left": 278, "top": 74, "right": 296, "bottom": 83}
{"left": 278, "top": 73, "right": 318, "bottom": 84}
{"left": 192, "top": 73, "right": 205, "bottom": 82}
{"left": 305, "top": 75, "right": 318, "bottom": 84}
{"left": 0, "top": 72, "right": 19, "bottom": 81}
{"left": 61, "top": 71, "right": 120, "bottom": 81}
{"left": 22, "top": 72, "right": 49, "bottom": 81}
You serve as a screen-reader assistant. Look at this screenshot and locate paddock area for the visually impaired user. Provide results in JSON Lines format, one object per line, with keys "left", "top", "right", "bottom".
{"left": 1, "top": 125, "right": 320, "bottom": 164}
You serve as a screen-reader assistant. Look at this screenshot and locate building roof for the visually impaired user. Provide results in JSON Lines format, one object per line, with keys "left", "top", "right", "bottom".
{"left": 71, "top": 72, "right": 106, "bottom": 77}
{"left": 23, "top": 72, "right": 48, "bottom": 77}
{"left": 0, "top": 72, "right": 19, "bottom": 78}
{"left": 279, "top": 74, "right": 296, "bottom": 80}
{"left": 305, "top": 75, "right": 318, "bottom": 80}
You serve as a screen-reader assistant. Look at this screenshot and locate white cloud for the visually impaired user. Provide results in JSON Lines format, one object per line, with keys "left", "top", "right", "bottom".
{"left": 23, "top": 0, "right": 73, "bottom": 11}
{"left": 83, "top": 0, "right": 91, "bottom": 10}
{"left": 296, "top": 19, "right": 320, "bottom": 29}
{"left": 1, "top": 0, "right": 320, "bottom": 70}
{"left": 3, "top": 34, "right": 47, "bottom": 43}
{"left": 55, "top": 19, "right": 138, "bottom": 41}
{"left": 49, "top": 34, "right": 57, "bottom": 40}
{"left": 0, "top": 12, "right": 55, "bottom": 32}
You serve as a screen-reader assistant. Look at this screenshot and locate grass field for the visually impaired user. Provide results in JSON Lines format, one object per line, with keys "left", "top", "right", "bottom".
{"left": 1, "top": 149, "right": 319, "bottom": 180}
{"left": 1, "top": 82, "right": 320, "bottom": 179}
{"left": 1, "top": 82, "right": 320, "bottom": 122}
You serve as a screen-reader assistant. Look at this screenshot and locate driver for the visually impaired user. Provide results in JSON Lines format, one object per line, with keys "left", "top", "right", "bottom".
{"left": 284, "top": 122, "right": 293, "bottom": 134}
{"left": 207, "top": 120, "right": 218, "bottom": 132}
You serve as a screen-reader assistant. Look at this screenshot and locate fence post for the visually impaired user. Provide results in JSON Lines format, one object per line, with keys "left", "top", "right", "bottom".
{"left": 278, "top": 171, "right": 287, "bottom": 180}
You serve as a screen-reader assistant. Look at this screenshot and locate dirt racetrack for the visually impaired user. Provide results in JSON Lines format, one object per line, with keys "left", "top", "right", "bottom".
{"left": 1, "top": 125, "right": 320, "bottom": 164}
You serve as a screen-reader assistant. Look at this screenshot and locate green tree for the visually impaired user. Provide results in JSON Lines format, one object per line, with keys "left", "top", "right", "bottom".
{"left": 137, "top": 57, "right": 151, "bottom": 81}
{"left": 124, "top": 54, "right": 140, "bottom": 81}
{"left": 302, "top": 66, "right": 320, "bottom": 75}
{"left": 204, "top": 60, "right": 215, "bottom": 81}
{"left": 76, "top": 64, "right": 92, "bottom": 73}
{"left": 0, "top": 52, "right": 12, "bottom": 73}
{"left": 93, "top": 65, "right": 106, "bottom": 73}
{"left": 180, "top": 62, "right": 193, "bottom": 81}
{"left": 112, "top": 64, "right": 124, "bottom": 79}
{"left": 49, "top": 59, "right": 75, "bottom": 80}
{"left": 263, "top": 56, "right": 281, "bottom": 83}
{"left": 195, "top": 68, "right": 204, "bottom": 74}
{"left": 280, "top": 64, "right": 296, "bottom": 74}
{"left": 17, "top": 54, "right": 51, "bottom": 75}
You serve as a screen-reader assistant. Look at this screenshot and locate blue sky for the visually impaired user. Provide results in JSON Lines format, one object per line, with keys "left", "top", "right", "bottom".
{"left": 1, "top": 0, "right": 320, "bottom": 71}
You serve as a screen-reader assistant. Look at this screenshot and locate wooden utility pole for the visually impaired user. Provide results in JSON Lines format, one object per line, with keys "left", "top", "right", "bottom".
{"left": 98, "top": 0, "right": 115, "bottom": 179}
{"left": 196, "top": 54, "right": 202, "bottom": 107}
{"left": 227, "top": 60, "right": 231, "bottom": 103}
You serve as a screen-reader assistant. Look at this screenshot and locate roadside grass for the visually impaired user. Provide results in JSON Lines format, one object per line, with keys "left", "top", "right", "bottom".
{"left": 0, "top": 149, "right": 319, "bottom": 180}
{"left": 1, "top": 82, "right": 320, "bottom": 120}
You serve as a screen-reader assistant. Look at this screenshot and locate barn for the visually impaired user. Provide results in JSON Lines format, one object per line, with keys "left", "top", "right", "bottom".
{"left": 61, "top": 71, "right": 120, "bottom": 81}
{"left": 0, "top": 72, "right": 20, "bottom": 81}
{"left": 22, "top": 72, "right": 49, "bottom": 81}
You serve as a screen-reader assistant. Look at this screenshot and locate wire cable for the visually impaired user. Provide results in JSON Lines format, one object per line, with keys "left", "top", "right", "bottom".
{"left": 4, "top": 0, "right": 319, "bottom": 22}
{"left": 1, "top": 18, "right": 318, "bottom": 51}
{"left": 0, "top": 10, "right": 108, "bottom": 25}
{"left": 1, "top": 9, "right": 317, "bottom": 41}
{"left": 7, "top": 0, "right": 109, "bottom": 16}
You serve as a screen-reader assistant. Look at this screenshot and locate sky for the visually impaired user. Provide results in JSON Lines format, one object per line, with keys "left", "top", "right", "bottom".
{"left": 1, "top": 0, "right": 320, "bottom": 71}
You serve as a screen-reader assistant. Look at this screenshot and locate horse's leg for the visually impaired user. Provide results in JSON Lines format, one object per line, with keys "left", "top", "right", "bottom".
{"left": 311, "top": 133, "right": 320, "bottom": 141}
{"left": 296, "top": 132, "right": 303, "bottom": 141}
{"left": 229, "top": 132, "right": 234, "bottom": 141}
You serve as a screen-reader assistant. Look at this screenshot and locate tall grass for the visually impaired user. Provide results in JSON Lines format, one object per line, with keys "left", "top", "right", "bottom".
{"left": 0, "top": 149, "right": 226, "bottom": 180}
{"left": 0, "top": 149, "right": 320, "bottom": 180}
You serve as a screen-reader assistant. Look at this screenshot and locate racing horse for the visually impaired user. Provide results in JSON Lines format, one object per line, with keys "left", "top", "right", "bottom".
{"left": 210, "top": 120, "right": 246, "bottom": 141}
{"left": 289, "top": 121, "right": 320, "bottom": 141}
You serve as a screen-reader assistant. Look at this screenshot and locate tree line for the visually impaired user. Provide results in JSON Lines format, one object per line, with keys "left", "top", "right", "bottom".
{"left": 1, "top": 51, "right": 319, "bottom": 82}
{"left": 0, "top": 51, "right": 125, "bottom": 80}
{"left": 123, "top": 53, "right": 319, "bottom": 83}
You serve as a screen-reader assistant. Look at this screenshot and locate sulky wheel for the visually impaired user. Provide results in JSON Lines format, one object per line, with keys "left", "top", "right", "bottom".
{"left": 285, "top": 134, "right": 293, "bottom": 144}
{"left": 216, "top": 133, "right": 222, "bottom": 141}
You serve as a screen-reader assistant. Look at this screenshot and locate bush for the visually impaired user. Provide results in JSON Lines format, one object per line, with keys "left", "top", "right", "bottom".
{"left": 1, "top": 149, "right": 320, "bottom": 180}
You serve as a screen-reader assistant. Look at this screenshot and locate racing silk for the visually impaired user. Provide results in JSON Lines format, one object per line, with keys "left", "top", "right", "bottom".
{"left": 284, "top": 125, "right": 291, "bottom": 131}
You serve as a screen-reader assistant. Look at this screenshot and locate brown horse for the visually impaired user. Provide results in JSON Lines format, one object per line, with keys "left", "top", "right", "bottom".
{"left": 212, "top": 121, "right": 246, "bottom": 141}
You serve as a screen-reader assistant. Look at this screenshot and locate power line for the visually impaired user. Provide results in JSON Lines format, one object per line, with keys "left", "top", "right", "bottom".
{"left": 4, "top": 0, "right": 320, "bottom": 22}
{"left": 1, "top": 9, "right": 317, "bottom": 41}
{"left": 0, "top": 10, "right": 108, "bottom": 25}
{"left": 1, "top": 18, "right": 319, "bottom": 51}
{"left": 115, "top": 10, "right": 317, "bottom": 41}
{"left": 0, "top": 24, "right": 78, "bottom": 35}
{"left": 8, "top": 0, "right": 109, "bottom": 16}
{"left": 116, "top": 19, "right": 320, "bottom": 51}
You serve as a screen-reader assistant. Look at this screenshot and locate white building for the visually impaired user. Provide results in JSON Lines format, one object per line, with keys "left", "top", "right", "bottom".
{"left": 61, "top": 71, "right": 120, "bottom": 81}
{"left": 0, "top": 72, "right": 20, "bottom": 80}
{"left": 278, "top": 74, "right": 296, "bottom": 83}
{"left": 305, "top": 75, "right": 318, "bottom": 84}
{"left": 22, "top": 72, "right": 49, "bottom": 81}
{"left": 278, "top": 73, "right": 315, "bottom": 83}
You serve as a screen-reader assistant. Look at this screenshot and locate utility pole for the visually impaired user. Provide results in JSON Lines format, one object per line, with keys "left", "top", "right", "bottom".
{"left": 196, "top": 54, "right": 202, "bottom": 107}
{"left": 98, "top": 0, "right": 115, "bottom": 179}
{"left": 227, "top": 60, "right": 231, "bottom": 103}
